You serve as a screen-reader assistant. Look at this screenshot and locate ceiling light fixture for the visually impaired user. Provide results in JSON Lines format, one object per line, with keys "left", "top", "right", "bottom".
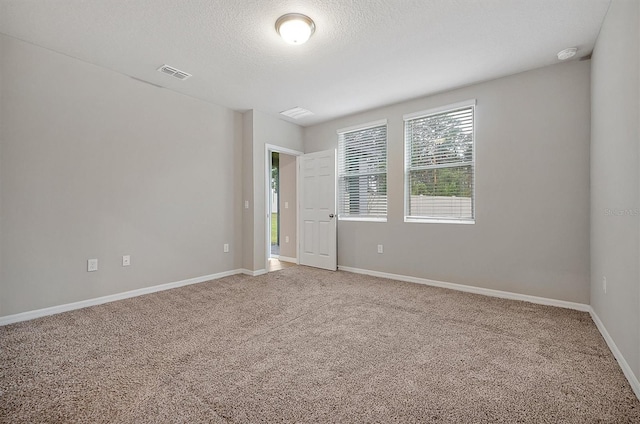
{"left": 276, "top": 13, "right": 315, "bottom": 45}
{"left": 557, "top": 47, "right": 578, "bottom": 61}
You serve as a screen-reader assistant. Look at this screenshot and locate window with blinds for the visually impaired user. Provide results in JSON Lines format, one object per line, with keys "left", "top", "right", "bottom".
{"left": 337, "top": 120, "right": 387, "bottom": 220}
{"left": 404, "top": 100, "right": 475, "bottom": 222}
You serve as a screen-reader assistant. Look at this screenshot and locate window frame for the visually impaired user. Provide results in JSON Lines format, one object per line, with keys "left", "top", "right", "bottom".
{"left": 403, "top": 100, "right": 476, "bottom": 224}
{"left": 337, "top": 119, "right": 388, "bottom": 222}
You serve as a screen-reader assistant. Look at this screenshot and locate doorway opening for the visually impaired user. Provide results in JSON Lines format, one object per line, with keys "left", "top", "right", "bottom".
{"left": 265, "top": 145, "right": 303, "bottom": 272}
{"left": 270, "top": 152, "right": 280, "bottom": 258}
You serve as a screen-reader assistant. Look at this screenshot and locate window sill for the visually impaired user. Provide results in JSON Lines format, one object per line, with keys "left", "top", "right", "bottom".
{"left": 339, "top": 217, "right": 387, "bottom": 223}
{"left": 404, "top": 217, "right": 475, "bottom": 225}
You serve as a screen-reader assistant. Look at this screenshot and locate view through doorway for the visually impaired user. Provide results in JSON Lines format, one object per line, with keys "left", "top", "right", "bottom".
{"left": 265, "top": 145, "right": 301, "bottom": 272}
{"left": 270, "top": 152, "right": 280, "bottom": 257}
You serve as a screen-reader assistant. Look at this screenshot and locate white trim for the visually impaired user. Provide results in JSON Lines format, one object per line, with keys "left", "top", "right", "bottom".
{"left": 242, "top": 268, "right": 267, "bottom": 277}
{"left": 403, "top": 99, "right": 477, "bottom": 121}
{"left": 265, "top": 144, "right": 303, "bottom": 272}
{"left": 297, "top": 157, "right": 301, "bottom": 268}
{"left": 4, "top": 263, "right": 638, "bottom": 402}
{"left": 264, "top": 144, "right": 303, "bottom": 157}
{"left": 339, "top": 217, "right": 387, "bottom": 222}
{"left": 277, "top": 256, "right": 298, "bottom": 264}
{"left": 336, "top": 119, "right": 387, "bottom": 135}
{"left": 337, "top": 266, "right": 590, "bottom": 312}
{"left": 589, "top": 309, "right": 640, "bottom": 400}
{"left": 0, "top": 269, "right": 244, "bottom": 326}
{"left": 405, "top": 217, "right": 475, "bottom": 225}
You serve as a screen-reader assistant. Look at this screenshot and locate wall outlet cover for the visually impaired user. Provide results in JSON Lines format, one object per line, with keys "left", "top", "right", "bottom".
{"left": 88, "top": 259, "right": 98, "bottom": 272}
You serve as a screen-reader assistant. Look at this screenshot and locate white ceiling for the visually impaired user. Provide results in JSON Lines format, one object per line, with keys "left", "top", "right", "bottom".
{"left": 0, "top": 0, "right": 610, "bottom": 126}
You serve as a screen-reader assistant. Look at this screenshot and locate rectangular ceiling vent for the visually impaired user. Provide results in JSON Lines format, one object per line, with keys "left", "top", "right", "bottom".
{"left": 280, "top": 107, "right": 314, "bottom": 119}
{"left": 157, "top": 64, "right": 192, "bottom": 80}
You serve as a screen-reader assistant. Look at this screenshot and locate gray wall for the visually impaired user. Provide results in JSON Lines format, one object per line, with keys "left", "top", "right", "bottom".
{"left": 279, "top": 153, "right": 297, "bottom": 259}
{"left": 242, "top": 111, "right": 255, "bottom": 271}
{"left": 304, "top": 60, "right": 591, "bottom": 304}
{"left": 590, "top": 0, "right": 640, "bottom": 378}
{"left": 241, "top": 110, "right": 303, "bottom": 272}
{"left": 0, "top": 34, "right": 4, "bottom": 314}
{"left": 0, "top": 35, "right": 243, "bottom": 316}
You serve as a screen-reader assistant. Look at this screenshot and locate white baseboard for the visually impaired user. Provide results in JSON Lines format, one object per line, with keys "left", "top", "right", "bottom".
{"left": 0, "top": 269, "right": 244, "bottom": 326}
{"left": 241, "top": 268, "right": 267, "bottom": 277}
{"left": 278, "top": 256, "right": 297, "bottom": 264}
{"left": 338, "top": 266, "right": 591, "bottom": 312}
{"left": 5, "top": 263, "right": 638, "bottom": 402}
{"left": 589, "top": 309, "right": 640, "bottom": 400}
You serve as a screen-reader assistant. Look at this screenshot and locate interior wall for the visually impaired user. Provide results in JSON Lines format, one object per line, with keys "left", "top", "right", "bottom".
{"left": 278, "top": 153, "right": 297, "bottom": 260}
{"left": 0, "top": 34, "right": 4, "bottom": 315}
{"left": 0, "top": 34, "right": 243, "bottom": 317}
{"left": 304, "top": 60, "right": 591, "bottom": 304}
{"left": 242, "top": 111, "right": 255, "bottom": 271}
{"left": 590, "top": 0, "right": 640, "bottom": 379}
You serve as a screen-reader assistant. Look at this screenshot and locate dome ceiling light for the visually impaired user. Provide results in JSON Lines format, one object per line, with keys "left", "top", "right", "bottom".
{"left": 276, "top": 13, "right": 315, "bottom": 45}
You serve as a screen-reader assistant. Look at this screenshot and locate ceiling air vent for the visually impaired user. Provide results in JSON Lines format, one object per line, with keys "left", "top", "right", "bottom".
{"left": 280, "top": 107, "right": 314, "bottom": 119}
{"left": 157, "top": 64, "right": 192, "bottom": 80}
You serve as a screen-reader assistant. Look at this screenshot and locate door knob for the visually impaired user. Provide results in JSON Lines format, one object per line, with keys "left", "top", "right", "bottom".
{"left": 329, "top": 214, "right": 335, "bottom": 218}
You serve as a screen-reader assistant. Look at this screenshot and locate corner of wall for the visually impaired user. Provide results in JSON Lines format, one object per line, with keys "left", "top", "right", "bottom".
{"left": 234, "top": 111, "right": 244, "bottom": 270}
{"left": 589, "top": 0, "right": 640, "bottom": 382}
{"left": 242, "top": 110, "right": 255, "bottom": 271}
{"left": 0, "top": 35, "right": 5, "bottom": 318}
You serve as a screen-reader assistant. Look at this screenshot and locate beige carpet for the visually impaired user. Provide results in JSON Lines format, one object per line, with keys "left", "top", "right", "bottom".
{"left": 1, "top": 266, "right": 639, "bottom": 423}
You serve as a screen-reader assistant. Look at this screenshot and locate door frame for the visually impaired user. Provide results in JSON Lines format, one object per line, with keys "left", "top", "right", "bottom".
{"left": 264, "top": 144, "right": 303, "bottom": 271}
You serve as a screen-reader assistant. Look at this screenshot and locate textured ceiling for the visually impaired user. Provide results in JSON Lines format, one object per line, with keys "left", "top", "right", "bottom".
{"left": 0, "top": 0, "right": 610, "bottom": 126}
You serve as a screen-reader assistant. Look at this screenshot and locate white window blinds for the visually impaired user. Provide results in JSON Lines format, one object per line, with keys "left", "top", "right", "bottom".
{"left": 338, "top": 121, "right": 387, "bottom": 220}
{"left": 404, "top": 101, "right": 475, "bottom": 221}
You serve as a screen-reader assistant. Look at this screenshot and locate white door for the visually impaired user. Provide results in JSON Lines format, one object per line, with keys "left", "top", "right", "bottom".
{"left": 298, "top": 150, "right": 337, "bottom": 270}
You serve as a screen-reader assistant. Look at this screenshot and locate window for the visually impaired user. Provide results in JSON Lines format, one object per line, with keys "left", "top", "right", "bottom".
{"left": 337, "top": 120, "right": 387, "bottom": 220}
{"left": 404, "top": 100, "right": 475, "bottom": 223}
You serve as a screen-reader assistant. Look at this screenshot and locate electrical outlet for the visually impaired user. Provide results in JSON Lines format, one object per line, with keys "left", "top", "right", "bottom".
{"left": 87, "top": 258, "right": 98, "bottom": 272}
{"left": 377, "top": 244, "right": 384, "bottom": 254}
{"left": 285, "top": 201, "right": 289, "bottom": 209}
{"left": 285, "top": 236, "right": 289, "bottom": 243}
{"left": 244, "top": 200, "right": 249, "bottom": 209}
{"left": 122, "top": 255, "right": 131, "bottom": 267}
{"left": 223, "top": 243, "right": 229, "bottom": 253}
{"left": 602, "top": 276, "right": 607, "bottom": 294}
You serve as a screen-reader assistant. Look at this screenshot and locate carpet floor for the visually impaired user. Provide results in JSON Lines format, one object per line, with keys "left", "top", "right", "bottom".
{"left": 1, "top": 266, "right": 639, "bottom": 423}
